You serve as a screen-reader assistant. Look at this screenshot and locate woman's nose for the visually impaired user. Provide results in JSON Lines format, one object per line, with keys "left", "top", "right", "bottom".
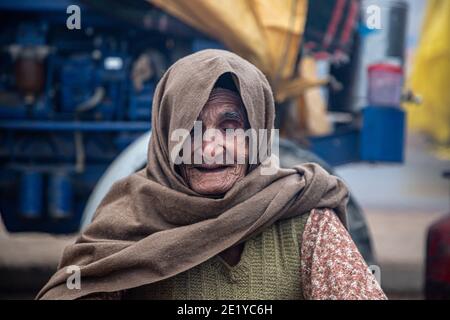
{"left": 201, "top": 130, "right": 224, "bottom": 162}
{"left": 203, "top": 138, "right": 221, "bottom": 157}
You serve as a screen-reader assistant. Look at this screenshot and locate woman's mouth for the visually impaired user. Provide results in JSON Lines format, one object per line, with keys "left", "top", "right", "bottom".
{"left": 192, "top": 164, "right": 233, "bottom": 173}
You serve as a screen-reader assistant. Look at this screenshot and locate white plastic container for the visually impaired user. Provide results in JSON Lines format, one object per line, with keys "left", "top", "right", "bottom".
{"left": 367, "top": 62, "right": 403, "bottom": 107}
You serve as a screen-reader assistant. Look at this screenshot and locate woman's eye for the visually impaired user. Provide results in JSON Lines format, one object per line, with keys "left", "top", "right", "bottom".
{"left": 220, "top": 121, "right": 241, "bottom": 131}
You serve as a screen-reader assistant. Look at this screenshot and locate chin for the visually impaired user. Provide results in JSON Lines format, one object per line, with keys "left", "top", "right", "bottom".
{"left": 189, "top": 168, "right": 241, "bottom": 195}
{"left": 194, "top": 183, "right": 234, "bottom": 195}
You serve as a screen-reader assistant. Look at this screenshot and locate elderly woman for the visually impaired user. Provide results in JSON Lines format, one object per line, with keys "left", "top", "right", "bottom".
{"left": 38, "top": 50, "right": 385, "bottom": 300}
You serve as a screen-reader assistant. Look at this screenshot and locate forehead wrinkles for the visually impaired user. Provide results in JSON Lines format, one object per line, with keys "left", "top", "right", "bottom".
{"left": 199, "top": 88, "right": 246, "bottom": 122}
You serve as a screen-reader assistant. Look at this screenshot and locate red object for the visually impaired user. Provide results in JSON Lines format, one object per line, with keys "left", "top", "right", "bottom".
{"left": 367, "top": 62, "right": 404, "bottom": 106}
{"left": 368, "top": 63, "right": 403, "bottom": 74}
{"left": 425, "top": 214, "right": 450, "bottom": 299}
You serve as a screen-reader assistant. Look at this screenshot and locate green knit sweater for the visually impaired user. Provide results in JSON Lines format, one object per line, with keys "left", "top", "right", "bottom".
{"left": 124, "top": 213, "right": 310, "bottom": 300}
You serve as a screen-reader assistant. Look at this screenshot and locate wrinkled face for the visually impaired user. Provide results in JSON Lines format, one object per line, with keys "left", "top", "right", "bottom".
{"left": 178, "top": 88, "right": 249, "bottom": 195}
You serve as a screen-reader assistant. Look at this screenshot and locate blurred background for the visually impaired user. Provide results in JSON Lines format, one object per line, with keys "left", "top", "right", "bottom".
{"left": 0, "top": 0, "right": 449, "bottom": 300}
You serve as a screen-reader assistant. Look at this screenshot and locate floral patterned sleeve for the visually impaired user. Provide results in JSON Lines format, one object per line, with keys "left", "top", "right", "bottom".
{"left": 300, "top": 208, "right": 387, "bottom": 300}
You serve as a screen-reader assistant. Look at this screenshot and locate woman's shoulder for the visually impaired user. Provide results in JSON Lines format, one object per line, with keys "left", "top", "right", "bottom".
{"left": 277, "top": 208, "right": 338, "bottom": 232}
{"left": 274, "top": 208, "right": 343, "bottom": 249}
{"left": 305, "top": 208, "right": 344, "bottom": 233}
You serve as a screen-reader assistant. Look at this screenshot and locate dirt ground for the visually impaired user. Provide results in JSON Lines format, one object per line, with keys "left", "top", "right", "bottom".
{"left": 0, "top": 221, "right": 75, "bottom": 299}
{"left": 336, "top": 132, "right": 449, "bottom": 299}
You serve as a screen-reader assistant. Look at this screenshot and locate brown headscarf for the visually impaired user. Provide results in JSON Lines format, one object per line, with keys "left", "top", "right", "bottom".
{"left": 37, "top": 49, "right": 349, "bottom": 300}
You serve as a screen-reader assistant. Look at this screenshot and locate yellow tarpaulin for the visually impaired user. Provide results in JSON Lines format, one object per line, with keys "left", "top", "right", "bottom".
{"left": 148, "top": 0, "right": 307, "bottom": 94}
{"left": 405, "top": 0, "right": 450, "bottom": 156}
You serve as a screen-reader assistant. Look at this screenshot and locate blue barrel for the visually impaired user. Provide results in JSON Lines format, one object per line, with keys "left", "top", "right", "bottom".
{"left": 20, "top": 170, "right": 43, "bottom": 218}
{"left": 361, "top": 106, "right": 405, "bottom": 162}
{"left": 48, "top": 173, "right": 72, "bottom": 218}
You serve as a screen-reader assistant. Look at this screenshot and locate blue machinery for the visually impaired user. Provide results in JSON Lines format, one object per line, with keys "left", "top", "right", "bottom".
{"left": 0, "top": 0, "right": 406, "bottom": 233}
{"left": 0, "top": 0, "right": 159, "bottom": 232}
